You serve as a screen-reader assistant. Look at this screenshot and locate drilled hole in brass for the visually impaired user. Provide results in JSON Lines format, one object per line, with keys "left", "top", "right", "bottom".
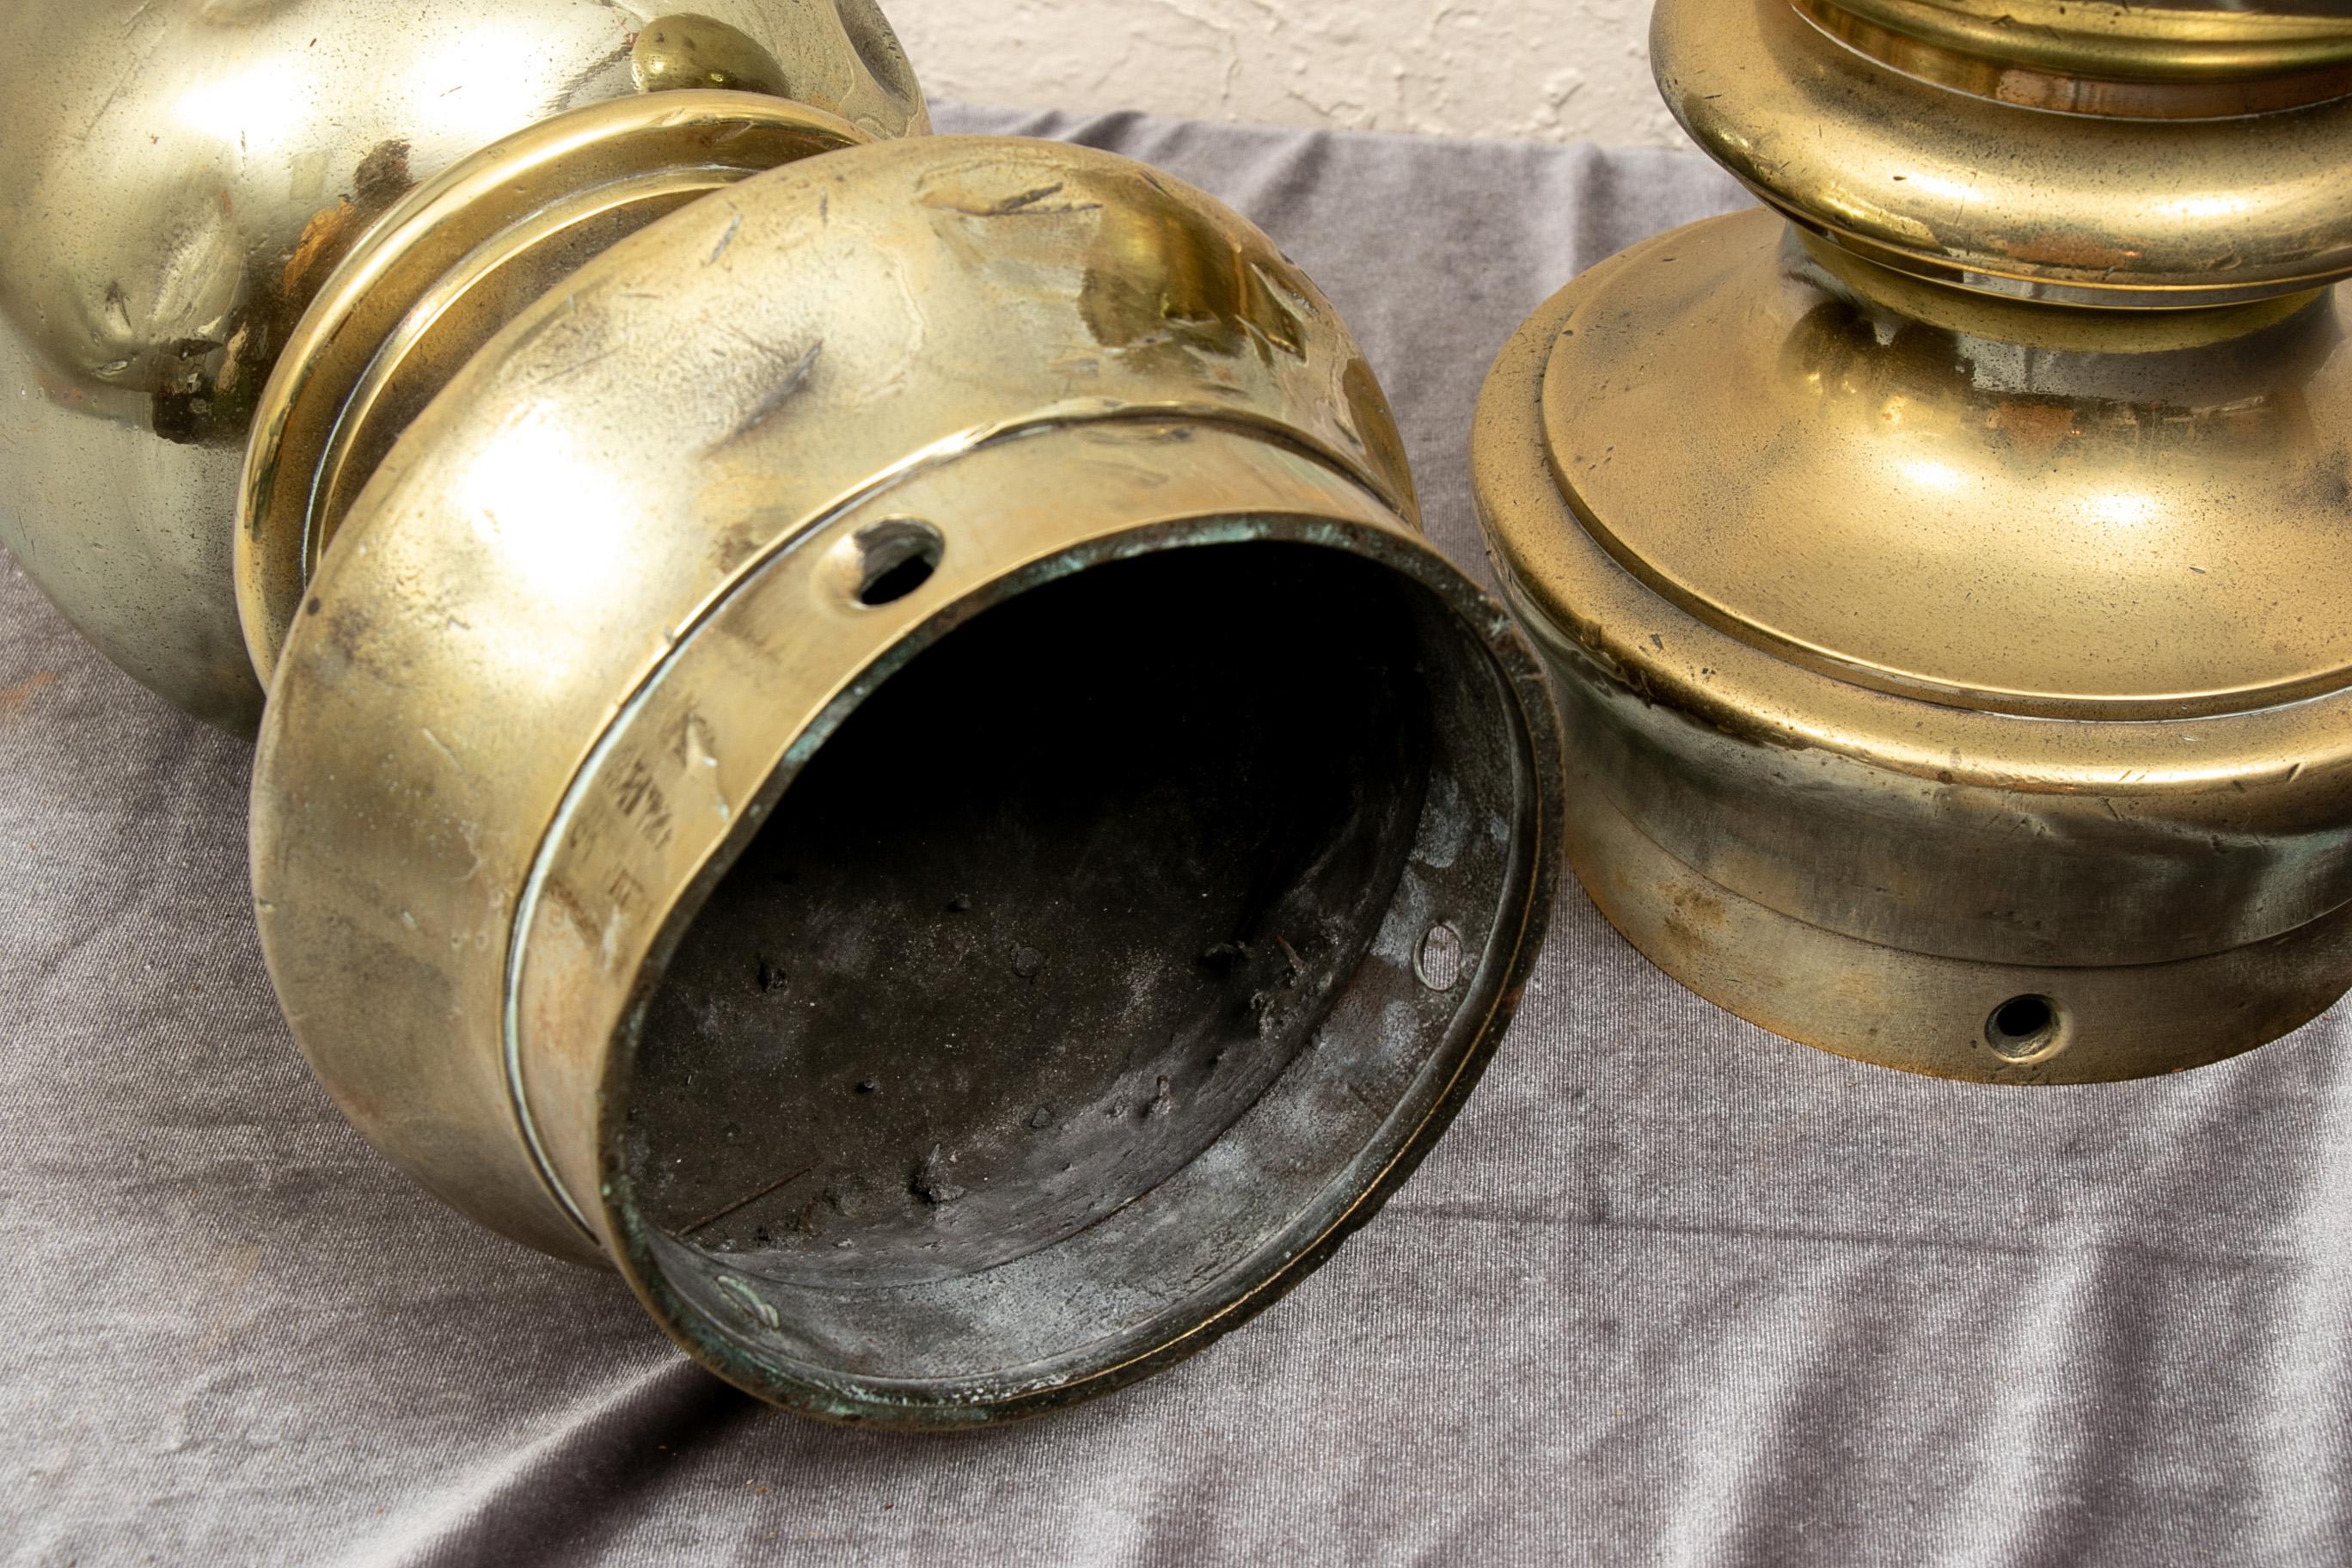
{"left": 1417, "top": 923, "right": 1464, "bottom": 992}
{"left": 1986, "top": 994, "right": 2061, "bottom": 1061}
{"left": 846, "top": 518, "right": 943, "bottom": 606}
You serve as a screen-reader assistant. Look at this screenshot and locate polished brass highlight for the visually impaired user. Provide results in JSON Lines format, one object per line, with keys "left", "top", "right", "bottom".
{"left": 0, "top": 0, "right": 926, "bottom": 732}
{"left": 236, "top": 130, "right": 1563, "bottom": 1424}
{"left": 234, "top": 90, "right": 877, "bottom": 681}
{"left": 1475, "top": 0, "right": 2352, "bottom": 1082}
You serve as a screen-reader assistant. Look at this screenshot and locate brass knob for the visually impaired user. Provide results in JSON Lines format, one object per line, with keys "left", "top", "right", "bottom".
{"left": 0, "top": 0, "right": 927, "bottom": 732}
{"left": 249, "top": 132, "right": 1565, "bottom": 1423}
{"left": 1475, "top": 0, "right": 2352, "bottom": 1081}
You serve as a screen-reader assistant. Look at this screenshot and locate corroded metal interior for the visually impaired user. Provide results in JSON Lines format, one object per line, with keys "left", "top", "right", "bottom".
{"left": 616, "top": 542, "right": 1536, "bottom": 1409}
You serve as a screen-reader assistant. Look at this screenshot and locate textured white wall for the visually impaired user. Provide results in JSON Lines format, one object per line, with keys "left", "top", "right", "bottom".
{"left": 889, "top": 0, "right": 1678, "bottom": 148}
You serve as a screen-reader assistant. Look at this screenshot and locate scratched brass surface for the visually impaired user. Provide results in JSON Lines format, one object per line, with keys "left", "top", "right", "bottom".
{"left": 0, "top": 0, "right": 925, "bottom": 732}
{"left": 1475, "top": 0, "right": 2352, "bottom": 1081}
{"left": 251, "top": 134, "right": 1563, "bottom": 1422}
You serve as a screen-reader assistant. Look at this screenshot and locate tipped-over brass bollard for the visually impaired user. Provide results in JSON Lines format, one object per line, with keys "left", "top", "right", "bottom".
{"left": 1475, "top": 0, "right": 2352, "bottom": 1083}
{"left": 248, "top": 132, "right": 1564, "bottom": 1424}
{"left": 3, "top": 3, "right": 1565, "bottom": 1423}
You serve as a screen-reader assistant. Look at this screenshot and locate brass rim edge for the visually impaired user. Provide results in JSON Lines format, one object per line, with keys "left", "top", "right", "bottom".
{"left": 1505, "top": 560, "right": 2352, "bottom": 968}
{"left": 592, "top": 511, "right": 1564, "bottom": 1426}
{"left": 236, "top": 89, "right": 874, "bottom": 689}
{"left": 499, "top": 405, "right": 1504, "bottom": 1248}
{"left": 1560, "top": 757, "right": 2352, "bottom": 1085}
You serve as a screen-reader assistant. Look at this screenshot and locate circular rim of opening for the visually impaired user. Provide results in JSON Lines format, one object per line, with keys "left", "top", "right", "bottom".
{"left": 587, "top": 511, "right": 1565, "bottom": 1426}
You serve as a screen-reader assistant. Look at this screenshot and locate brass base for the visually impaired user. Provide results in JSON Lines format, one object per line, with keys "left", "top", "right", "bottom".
{"left": 1475, "top": 202, "right": 2352, "bottom": 1085}
{"left": 1564, "top": 755, "right": 2352, "bottom": 1085}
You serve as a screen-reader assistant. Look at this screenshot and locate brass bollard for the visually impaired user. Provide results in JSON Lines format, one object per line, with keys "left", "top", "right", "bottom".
{"left": 1475, "top": 0, "right": 2352, "bottom": 1082}
{"left": 4, "top": 3, "right": 1565, "bottom": 1422}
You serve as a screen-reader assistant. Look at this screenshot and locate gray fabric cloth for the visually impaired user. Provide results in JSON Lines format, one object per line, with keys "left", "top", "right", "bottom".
{"left": 3, "top": 103, "right": 2348, "bottom": 1567}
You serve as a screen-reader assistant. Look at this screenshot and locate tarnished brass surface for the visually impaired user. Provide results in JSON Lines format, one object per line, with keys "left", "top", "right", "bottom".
{"left": 252, "top": 134, "right": 1563, "bottom": 1422}
{"left": 0, "top": 0, "right": 925, "bottom": 732}
{"left": 1475, "top": 0, "right": 2352, "bottom": 1081}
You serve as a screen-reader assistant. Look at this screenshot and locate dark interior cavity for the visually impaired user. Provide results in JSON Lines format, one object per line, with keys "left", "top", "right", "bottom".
{"left": 617, "top": 541, "right": 1523, "bottom": 1393}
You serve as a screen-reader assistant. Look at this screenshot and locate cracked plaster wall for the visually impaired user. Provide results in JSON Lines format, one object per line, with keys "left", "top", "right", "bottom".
{"left": 889, "top": 0, "right": 1680, "bottom": 147}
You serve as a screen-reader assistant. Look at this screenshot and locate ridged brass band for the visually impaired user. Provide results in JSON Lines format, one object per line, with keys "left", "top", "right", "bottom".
{"left": 238, "top": 91, "right": 874, "bottom": 686}
{"left": 1795, "top": 0, "right": 2352, "bottom": 117}
{"left": 1819, "top": 0, "right": 2352, "bottom": 83}
{"left": 1657, "top": 0, "right": 2352, "bottom": 305}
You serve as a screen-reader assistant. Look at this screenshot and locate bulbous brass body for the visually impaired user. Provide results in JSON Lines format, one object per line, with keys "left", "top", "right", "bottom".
{"left": 249, "top": 133, "right": 1563, "bottom": 1423}
{"left": 7, "top": 3, "right": 1563, "bottom": 1422}
{"left": 0, "top": 0, "right": 926, "bottom": 732}
{"left": 1475, "top": 0, "right": 2352, "bottom": 1082}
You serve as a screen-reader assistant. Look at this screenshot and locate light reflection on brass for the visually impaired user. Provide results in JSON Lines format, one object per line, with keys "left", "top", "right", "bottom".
{"left": 1475, "top": 0, "right": 2352, "bottom": 1082}
{"left": 0, "top": 0, "right": 926, "bottom": 732}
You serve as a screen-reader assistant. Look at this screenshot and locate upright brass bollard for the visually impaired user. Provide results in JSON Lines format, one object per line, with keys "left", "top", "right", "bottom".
{"left": 3, "top": 3, "right": 1564, "bottom": 1422}
{"left": 1475, "top": 0, "right": 2352, "bottom": 1082}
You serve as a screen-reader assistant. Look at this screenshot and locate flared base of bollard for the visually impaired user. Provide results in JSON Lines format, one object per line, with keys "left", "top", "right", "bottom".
{"left": 1564, "top": 760, "right": 2352, "bottom": 1086}
{"left": 1473, "top": 205, "right": 2352, "bottom": 1087}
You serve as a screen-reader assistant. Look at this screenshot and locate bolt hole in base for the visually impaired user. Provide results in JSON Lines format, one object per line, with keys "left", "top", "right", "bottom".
{"left": 1417, "top": 923, "right": 1464, "bottom": 991}
{"left": 609, "top": 541, "right": 1535, "bottom": 1414}
{"left": 1986, "top": 994, "right": 2062, "bottom": 1061}
{"left": 843, "top": 518, "right": 944, "bottom": 606}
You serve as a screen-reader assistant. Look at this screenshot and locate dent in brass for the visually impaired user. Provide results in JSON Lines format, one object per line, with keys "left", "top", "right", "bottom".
{"left": 1475, "top": 0, "right": 2352, "bottom": 1082}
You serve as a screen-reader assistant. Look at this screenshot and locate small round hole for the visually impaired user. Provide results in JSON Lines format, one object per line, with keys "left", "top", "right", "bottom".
{"left": 846, "top": 518, "right": 943, "bottom": 607}
{"left": 1985, "top": 994, "right": 2061, "bottom": 1061}
{"left": 1416, "top": 923, "right": 1463, "bottom": 992}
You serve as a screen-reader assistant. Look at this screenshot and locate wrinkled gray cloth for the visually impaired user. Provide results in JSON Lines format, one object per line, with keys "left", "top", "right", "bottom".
{"left": 4, "top": 104, "right": 2348, "bottom": 1568}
